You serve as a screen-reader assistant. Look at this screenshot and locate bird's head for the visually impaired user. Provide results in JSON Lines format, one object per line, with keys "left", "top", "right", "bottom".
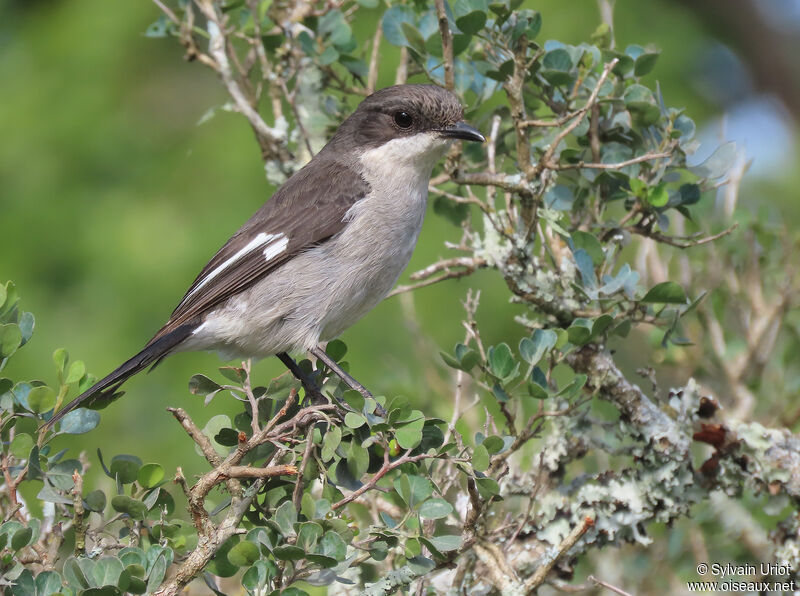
{"left": 326, "top": 84, "right": 485, "bottom": 168}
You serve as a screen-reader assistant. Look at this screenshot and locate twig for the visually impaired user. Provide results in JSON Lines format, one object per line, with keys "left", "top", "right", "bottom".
{"left": 223, "top": 465, "right": 297, "bottom": 479}
{"left": 551, "top": 150, "right": 673, "bottom": 171}
{"left": 72, "top": 472, "right": 86, "bottom": 556}
{"left": 167, "top": 407, "right": 223, "bottom": 467}
{"left": 152, "top": 0, "right": 180, "bottom": 25}
{"left": 631, "top": 222, "right": 738, "bottom": 249}
{"left": 389, "top": 268, "right": 483, "bottom": 297}
{"left": 196, "top": 3, "right": 291, "bottom": 165}
{"left": 367, "top": 26, "right": 382, "bottom": 94}
{"left": 434, "top": 0, "right": 455, "bottom": 91}
{"left": 588, "top": 575, "right": 633, "bottom": 596}
{"left": 292, "top": 436, "right": 315, "bottom": 512}
{"left": 395, "top": 47, "right": 409, "bottom": 85}
{"left": 523, "top": 515, "right": 595, "bottom": 592}
{"left": 332, "top": 451, "right": 438, "bottom": 510}
{"left": 241, "top": 359, "right": 260, "bottom": 434}
{"left": 474, "top": 541, "right": 520, "bottom": 592}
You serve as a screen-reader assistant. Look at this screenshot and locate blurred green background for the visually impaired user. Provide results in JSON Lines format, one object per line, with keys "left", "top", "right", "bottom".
{"left": 1, "top": 0, "right": 798, "bottom": 485}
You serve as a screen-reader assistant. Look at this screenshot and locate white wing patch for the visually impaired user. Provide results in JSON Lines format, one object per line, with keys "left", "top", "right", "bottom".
{"left": 185, "top": 232, "right": 285, "bottom": 300}
{"left": 264, "top": 236, "right": 289, "bottom": 261}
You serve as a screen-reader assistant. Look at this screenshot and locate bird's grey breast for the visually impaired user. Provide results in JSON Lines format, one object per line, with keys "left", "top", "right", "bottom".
{"left": 316, "top": 134, "right": 446, "bottom": 339}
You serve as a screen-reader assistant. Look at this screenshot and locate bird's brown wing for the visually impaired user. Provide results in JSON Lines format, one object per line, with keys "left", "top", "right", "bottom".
{"left": 147, "top": 157, "right": 369, "bottom": 345}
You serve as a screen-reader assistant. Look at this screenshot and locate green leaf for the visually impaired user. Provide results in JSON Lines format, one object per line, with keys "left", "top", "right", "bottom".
{"left": 519, "top": 329, "right": 557, "bottom": 365}
{"left": 273, "top": 545, "right": 305, "bottom": 560}
{"left": 394, "top": 475, "right": 433, "bottom": 508}
{"left": 218, "top": 366, "right": 246, "bottom": 384}
{"left": 110, "top": 455, "right": 142, "bottom": 484}
{"left": 381, "top": 6, "right": 415, "bottom": 47}
{"left": 52, "top": 348, "right": 68, "bottom": 376}
{"left": 93, "top": 556, "right": 124, "bottom": 588}
{"left": 472, "top": 444, "right": 489, "bottom": 472}
{"left": 419, "top": 498, "right": 453, "bottom": 520}
{"left": 646, "top": 183, "right": 669, "bottom": 207}
{"left": 475, "top": 477, "right": 500, "bottom": 498}
{"left": 544, "top": 184, "right": 574, "bottom": 211}
{"left": 395, "top": 426, "right": 423, "bottom": 450}
{"left": 542, "top": 48, "right": 572, "bottom": 71}
{"left": 321, "top": 426, "right": 341, "bottom": 462}
{"left": 677, "top": 183, "right": 701, "bottom": 206}
{"left": 567, "top": 319, "right": 593, "bottom": 346}
{"left": 456, "top": 11, "right": 486, "bottom": 35}
{"left": 482, "top": 435, "right": 505, "bottom": 454}
{"left": 342, "top": 389, "right": 365, "bottom": 412}
{"left": 623, "top": 84, "right": 660, "bottom": 123}
{"left": 641, "top": 281, "right": 688, "bottom": 304}
{"left": 273, "top": 501, "right": 297, "bottom": 537}
{"left": 440, "top": 350, "right": 462, "bottom": 370}
{"left": 48, "top": 459, "right": 81, "bottom": 490}
{"left": 0, "top": 324, "right": 22, "bottom": 359}
{"left": 59, "top": 408, "right": 101, "bottom": 434}
{"left": 188, "top": 374, "right": 221, "bottom": 396}
{"left": 688, "top": 141, "right": 738, "bottom": 179}
{"left": 325, "top": 339, "right": 347, "bottom": 362}
{"left": 27, "top": 385, "right": 56, "bottom": 413}
{"left": 10, "top": 433, "right": 33, "bottom": 458}
{"left": 318, "top": 530, "right": 347, "bottom": 561}
{"left": 65, "top": 360, "right": 86, "bottom": 384}
{"left": 84, "top": 490, "right": 107, "bottom": 513}
{"left": 11, "top": 526, "right": 33, "bottom": 551}
{"left": 111, "top": 495, "right": 148, "bottom": 520}
{"left": 346, "top": 440, "right": 369, "bottom": 479}
{"left": 296, "top": 521, "right": 323, "bottom": 551}
{"left": 35, "top": 570, "right": 62, "bottom": 595}
{"left": 228, "top": 541, "right": 260, "bottom": 567}
{"left": 634, "top": 51, "right": 660, "bottom": 76}
{"left": 137, "top": 463, "right": 165, "bottom": 489}
{"left": 340, "top": 55, "right": 368, "bottom": 79}
{"left": 425, "top": 534, "right": 462, "bottom": 552}
{"left": 487, "top": 343, "right": 515, "bottom": 378}
{"left": 344, "top": 412, "right": 366, "bottom": 429}
{"left": 400, "top": 22, "right": 426, "bottom": 56}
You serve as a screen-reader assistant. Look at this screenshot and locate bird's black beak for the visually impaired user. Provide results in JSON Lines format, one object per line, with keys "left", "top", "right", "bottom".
{"left": 439, "top": 121, "right": 486, "bottom": 143}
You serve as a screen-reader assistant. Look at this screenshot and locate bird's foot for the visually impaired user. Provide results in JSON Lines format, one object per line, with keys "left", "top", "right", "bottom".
{"left": 309, "top": 346, "right": 387, "bottom": 417}
{"left": 276, "top": 352, "right": 327, "bottom": 406}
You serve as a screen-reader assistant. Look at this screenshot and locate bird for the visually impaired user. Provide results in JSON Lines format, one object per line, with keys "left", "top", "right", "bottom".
{"left": 46, "top": 84, "right": 484, "bottom": 428}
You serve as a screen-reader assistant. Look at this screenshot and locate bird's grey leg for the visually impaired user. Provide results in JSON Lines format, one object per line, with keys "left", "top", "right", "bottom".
{"left": 276, "top": 352, "right": 326, "bottom": 404}
{"left": 309, "top": 346, "right": 374, "bottom": 400}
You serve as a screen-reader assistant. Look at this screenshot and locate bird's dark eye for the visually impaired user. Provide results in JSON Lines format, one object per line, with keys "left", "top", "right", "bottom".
{"left": 393, "top": 111, "right": 413, "bottom": 129}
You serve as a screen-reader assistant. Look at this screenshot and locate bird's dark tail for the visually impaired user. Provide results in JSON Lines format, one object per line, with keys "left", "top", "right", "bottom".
{"left": 45, "top": 323, "right": 196, "bottom": 429}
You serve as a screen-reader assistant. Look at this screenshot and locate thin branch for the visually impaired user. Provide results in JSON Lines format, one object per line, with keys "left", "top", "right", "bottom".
{"left": 588, "top": 575, "right": 634, "bottom": 596}
{"left": 152, "top": 0, "right": 180, "bottom": 25}
{"left": 631, "top": 222, "right": 739, "bottom": 249}
{"left": 434, "top": 0, "right": 455, "bottom": 91}
{"left": 223, "top": 465, "right": 297, "bottom": 479}
{"left": 395, "top": 47, "right": 409, "bottom": 85}
{"left": 71, "top": 472, "right": 86, "bottom": 557}
{"left": 523, "top": 515, "right": 594, "bottom": 593}
{"left": 332, "top": 452, "right": 438, "bottom": 510}
{"left": 552, "top": 150, "right": 673, "bottom": 171}
{"left": 167, "top": 407, "right": 223, "bottom": 467}
{"left": 388, "top": 257, "right": 487, "bottom": 297}
{"left": 292, "top": 436, "right": 315, "bottom": 512}
{"left": 367, "top": 26, "right": 382, "bottom": 94}
{"left": 195, "top": 2, "right": 291, "bottom": 165}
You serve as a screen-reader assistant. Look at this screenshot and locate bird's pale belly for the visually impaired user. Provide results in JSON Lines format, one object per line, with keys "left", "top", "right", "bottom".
{"left": 186, "top": 191, "right": 426, "bottom": 360}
